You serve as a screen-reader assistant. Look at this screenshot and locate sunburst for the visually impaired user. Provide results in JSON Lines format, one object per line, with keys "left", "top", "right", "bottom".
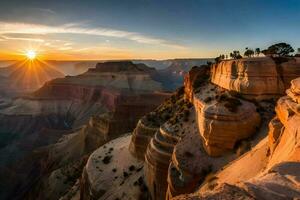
{"left": 25, "top": 50, "right": 37, "bottom": 60}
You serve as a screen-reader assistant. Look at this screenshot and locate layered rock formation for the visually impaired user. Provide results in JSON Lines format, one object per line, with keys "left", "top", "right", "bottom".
{"left": 211, "top": 57, "right": 300, "bottom": 99}
{"left": 165, "top": 84, "right": 263, "bottom": 199}
{"left": 194, "top": 91, "right": 261, "bottom": 156}
{"left": 172, "top": 77, "right": 300, "bottom": 200}
{"left": 0, "top": 61, "right": 170, "bottom": 200}
{"left": 127, "top": 61, "right": 265, "bottom": 199}
{"left": 166, "top": 124, "right": 237, "bottom": 199}
{"left": 129, "top": 87, "right": 188, "bottom": 161}
{"left": 3, "top": 56, "right": 299, "bottom": 200}
{"left": 144, "top": 123, "right": 181, "bottom": 200}
{"left": 129, "top": 88, "right": 195, "bottom": 199}
{"left": 129, "top": 117, "right": 159, "bottom": 160}
{"left": 70, "top": 57, "right": 300, "bottom": 200}
{"left": 183, "top": 65, "right": 210, "bottom": 102}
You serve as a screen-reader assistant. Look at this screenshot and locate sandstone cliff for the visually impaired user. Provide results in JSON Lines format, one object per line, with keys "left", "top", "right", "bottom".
{"left": 126, "top": 61, "right": 268, "bottom": 199}
{"left": 211, "top": 57, "right": 300, "bottom": 99}
{"left": 5, "top": 57, "right": 299, "bottom": 200}
{"left": 171, "top": 77, "right": 300, "bottom": 200}
{"left": 125, "top": 58, "right": 299, "bottom": 200}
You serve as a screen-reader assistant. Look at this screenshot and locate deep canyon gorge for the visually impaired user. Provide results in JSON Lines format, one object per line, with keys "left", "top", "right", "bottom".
{"left": 0, "top": 56, "right": 299, "bottom": 200}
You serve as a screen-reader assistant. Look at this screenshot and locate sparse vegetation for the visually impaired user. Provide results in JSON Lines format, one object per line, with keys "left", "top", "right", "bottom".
{"left": 262, "top": 42, "right": 294, "bottom": 57}
{"left": 230, "top": 50, "right": 242, "bottom": 59}
{"left": 183, "top": 109, "right": 190, "bottom": 122}
{"left": 215, "top": 55, "right": 224, "bottom": 63}
{"left": 255, "top": 48, "right": 261, "bottom": 56}
{"left": 244, "top": 47, "right": 254, "bottom": 57}
{"left": 144, "top": 86, "right": 193, "bottom": 128}
{"left": 123, "top": 171, "right": 129, "bottom": 178}
{"left": 204, "top": 96, "right": 212, "bottom": 103}
{"left": 129, "top": 165, "right": 136, "bottom": 171}
{"left": 224, "top": 98, "right": 242, "bottom": 112}
{"left": 192, "top": 73, "right": 210, "bottom": 89}
{"left": 102, "top": 155, "right": 112, "bottom": 164}
{"left": 216, "top": 93, "right": 242, "bottom": 112}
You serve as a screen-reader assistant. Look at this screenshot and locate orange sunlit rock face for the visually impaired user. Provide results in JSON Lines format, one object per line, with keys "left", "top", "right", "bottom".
{"left": 8, "top": 59, "right": 64, "bottom": 92}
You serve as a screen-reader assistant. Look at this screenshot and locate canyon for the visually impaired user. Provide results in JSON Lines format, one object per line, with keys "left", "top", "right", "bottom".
{"left": 0, "top": 61, "right": 170, "bottom": 199}
{"left": 0, "top": 56, "right": 300, "bottom": 200}
{"left": 78, "top": 57, "right": 300, "bottom": 200}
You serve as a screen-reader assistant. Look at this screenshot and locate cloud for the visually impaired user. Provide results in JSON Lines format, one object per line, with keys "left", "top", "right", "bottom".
{"left": 34, "top": 8, "right": 56, "bottom": 15}
{"left": 0, "top": 35, "right": 44, "bottom": 42}
{"left": 0, "top": 21, "right": 185, "bottom": 49}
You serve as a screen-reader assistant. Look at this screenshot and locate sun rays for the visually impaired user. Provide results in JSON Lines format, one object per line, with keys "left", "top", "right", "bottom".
{"left": 8, "top": 52, "right": 65, "bottom": 91}
{"left": 25, "top": 50, "right": 37, "bottom": 60}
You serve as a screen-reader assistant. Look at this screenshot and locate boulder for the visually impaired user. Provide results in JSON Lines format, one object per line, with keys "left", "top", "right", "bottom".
{"left": 194, "top": 93, "right": 260, "bottom": 156}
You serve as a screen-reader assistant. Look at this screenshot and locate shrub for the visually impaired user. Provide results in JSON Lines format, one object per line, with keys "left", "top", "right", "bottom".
{"left": 216, "top": 94, "right": 242, "bottom": 112}
{"left": 204, "top": 96, "right": 212, "bottom": 103}
{"left": 224, "top": 98, "right": 242, "bottom": 112}
{"left": 262, "top": 43, "right": 294, "bottom": 57}
{"left": 129, "top": 165, "right": 136, "bottom": 171}
{"left": 183, "top": 109, "right": 190, "bottom": 122}
{"left": 102, "top": 156, "right": 112, "bottom": 164}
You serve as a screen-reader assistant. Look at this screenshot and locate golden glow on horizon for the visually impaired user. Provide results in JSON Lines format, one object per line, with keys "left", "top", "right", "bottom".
{"left": 25, "top": 50, "right": 37, "bottom": 60}
{"left": 0, "top": 45, "right": 210, "bottom": 61}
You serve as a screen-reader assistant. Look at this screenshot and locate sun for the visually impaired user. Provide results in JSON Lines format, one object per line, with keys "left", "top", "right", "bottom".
{"left": 26, "top": 50, "right": 37, "bottom": 60}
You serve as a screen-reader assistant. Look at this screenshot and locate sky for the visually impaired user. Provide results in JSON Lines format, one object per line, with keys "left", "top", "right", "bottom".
{"left": 0, "top": 0, "right": 299, "bottom": 60}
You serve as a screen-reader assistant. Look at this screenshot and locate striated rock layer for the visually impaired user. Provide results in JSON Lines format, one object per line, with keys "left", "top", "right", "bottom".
{"left": 194, "top": 94, "right": 261, "bottom": 156}
{"left": 129, "top": 117, "right": 159, "bottom": 160}
{"left": 144, "top": 124, "right": 181, "bottom": 200}
{"left": 211, "top": 57, "right": 300, "bottom": 99}
{"left": 166, "top": 82, "right": 263, "bottom": 199}
{"left": 0, "top": 61, "right": 170, "bottom": 200}
{"left": 172, "top": 77, "right": 300, "bottom": 200}
{"left": 130, "top": 69, "right": 261, "bottom": 199}
{"left": 129, "top": 88, "right": 187, "bottom": 162}
{"left": 191, "top": 82, "right": 261, "bottom": 157}
{"left": 130, "top": 88, "right": 193, "bottom": 199}
{"left": 166, "top": 128, "right": 235, "bottom": 199}
{"left": 183, "top": 65, "right": 210, "bottom": 102}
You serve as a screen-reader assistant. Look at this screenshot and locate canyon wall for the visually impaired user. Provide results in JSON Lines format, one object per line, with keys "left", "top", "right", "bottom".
{"left": 211, "top": 57, "right": 300, "bottom": 99}
{"left": 127, "top": 57, "right": 300, "bottom": 200}
{"left": 0, "top": 61, "right": 170, "bottom": 200}
{"left": 172, "top": 76, "right": 300, "bottom": 200}
{"left": 16, "top": 58, "right": 299, "bottom": 200}
{"left": 129, "top": 66, "right": 262, "bottom": 199}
